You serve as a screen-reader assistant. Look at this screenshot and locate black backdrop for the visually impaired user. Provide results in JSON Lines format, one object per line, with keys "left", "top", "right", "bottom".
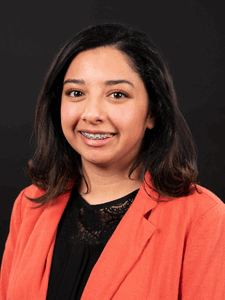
{"left": 0, "top": 0, "right": 224, "bottom": 262}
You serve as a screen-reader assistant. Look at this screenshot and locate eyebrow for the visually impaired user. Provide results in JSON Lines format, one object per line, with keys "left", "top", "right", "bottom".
{"left": 63, "top": 79, "right": 134, "bottom": 88}
{"left": 104, "top": 80, "right": 134, "bottom": 88}
{"left": 63, "top": 79, "right": 85, "bottom": 85}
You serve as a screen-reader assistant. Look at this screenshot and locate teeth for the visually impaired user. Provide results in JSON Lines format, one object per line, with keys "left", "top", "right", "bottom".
{"left": 81, "top": 132, "right": 114, "bottom": 140}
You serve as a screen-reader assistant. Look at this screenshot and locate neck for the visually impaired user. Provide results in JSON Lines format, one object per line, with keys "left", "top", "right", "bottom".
{"left": 79, "top": 160, "right": 143, "bottom": 205}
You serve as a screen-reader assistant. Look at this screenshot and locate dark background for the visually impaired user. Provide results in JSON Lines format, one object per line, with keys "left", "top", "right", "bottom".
{"left": 0, "top": 0, "right": 224, "bottom": 262}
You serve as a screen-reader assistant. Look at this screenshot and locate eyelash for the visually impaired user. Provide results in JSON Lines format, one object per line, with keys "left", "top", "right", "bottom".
{"left": 109, "top": 91, "right": 128, "bottom": 99}
{"left": 66, "top": 90, "right": 84, "bottom": 97}
{"left": 65, "top": 90, "right": 129, "bottom": 99}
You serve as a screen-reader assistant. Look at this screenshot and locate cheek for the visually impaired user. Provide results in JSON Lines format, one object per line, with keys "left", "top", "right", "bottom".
{"left": 110, "top": 105, "right": 148, "bottom": 132}
{"left": 60, "top": 103, "right": 80, "bottom": 131}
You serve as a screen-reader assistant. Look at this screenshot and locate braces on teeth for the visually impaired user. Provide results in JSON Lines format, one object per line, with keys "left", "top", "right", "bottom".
{"left": 81, "top": 132, "right": 114, "bottom": 140}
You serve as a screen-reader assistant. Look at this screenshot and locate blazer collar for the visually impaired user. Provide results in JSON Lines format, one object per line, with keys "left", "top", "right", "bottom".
{"left": 81, "top": 173, "right": 158, "bottom": 299}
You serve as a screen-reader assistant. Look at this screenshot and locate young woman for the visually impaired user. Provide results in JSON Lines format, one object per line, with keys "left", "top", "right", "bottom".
{"left": 1, "top": 23, "right": 225, "bottom": 300}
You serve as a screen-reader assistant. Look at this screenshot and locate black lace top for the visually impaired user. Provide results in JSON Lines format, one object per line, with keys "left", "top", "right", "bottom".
{"left": 46, "top": 187, "right": 139, "bottom": 300}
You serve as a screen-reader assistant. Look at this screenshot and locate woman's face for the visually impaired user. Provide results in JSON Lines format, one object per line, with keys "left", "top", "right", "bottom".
{"left": 61, "top": 46, "right": 154, "bottom": 170}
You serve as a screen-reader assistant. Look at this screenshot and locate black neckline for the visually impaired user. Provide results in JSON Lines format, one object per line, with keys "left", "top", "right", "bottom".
{"left": 77, "top": 189, "right": 139, "bottom": 209}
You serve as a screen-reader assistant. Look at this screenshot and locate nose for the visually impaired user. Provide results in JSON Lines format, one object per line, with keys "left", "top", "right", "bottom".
{"left": 81, "top": 96, "right": 106, "bottom": 124}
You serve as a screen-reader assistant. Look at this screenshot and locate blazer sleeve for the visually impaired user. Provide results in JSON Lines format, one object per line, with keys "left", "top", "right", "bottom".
{"left": 180, "top": 201, "right": 225, "bottom": 299}
{"left": 0, "top": 189, "right": 25, "bottom": 300}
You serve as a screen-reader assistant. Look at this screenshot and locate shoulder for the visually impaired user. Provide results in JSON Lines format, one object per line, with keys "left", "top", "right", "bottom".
{"left": 14, "top": 185, "right": 45, "bottom": 207}
{"left": 163, "top": 185, "right": 225, "bottom": 229}
{"left": 11, "top": 185, "right": 47, "bottom": 223}
{"left": 191, "top": 185, "right": 225, "bottom": 229}
{"left": 185, "top": 185, "right": 225, "bottom": 217}
{"left": 10, "top": 185, "right": 71, "bottom": 237}
{"left": 143, "top": 173, "right": 225, "bottom": 221}
{"left": 149, "top": 184, "right": 225, "bottom": 230}
{"left": 190, "top": 185, "right": 223, "bottom": 205}
{"left": 12, "top": 184, "right": 72, "bottom": 221}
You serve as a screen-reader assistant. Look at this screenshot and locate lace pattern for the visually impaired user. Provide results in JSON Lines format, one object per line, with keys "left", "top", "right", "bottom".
{"left": 59, "top": 189, "right": 138, "bottom": 246}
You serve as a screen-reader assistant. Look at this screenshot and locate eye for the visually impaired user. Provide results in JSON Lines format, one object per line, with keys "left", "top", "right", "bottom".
{"left": 109, "top": 91, "right": 128, "bottom": 99}
{"left": 66, "top": 90, "right": 84, "bottom": 97}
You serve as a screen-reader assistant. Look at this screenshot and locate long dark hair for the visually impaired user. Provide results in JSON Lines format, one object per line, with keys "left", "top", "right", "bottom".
{"left": 28, "top": 23, "right": 198, "bottom": 206}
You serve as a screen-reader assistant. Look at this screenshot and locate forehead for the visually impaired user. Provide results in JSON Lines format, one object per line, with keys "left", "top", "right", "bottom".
{"left": 64, "top": 46, "right": 140, "bottom": 82}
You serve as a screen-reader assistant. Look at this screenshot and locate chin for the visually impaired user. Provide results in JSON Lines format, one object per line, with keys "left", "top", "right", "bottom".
{"left": 82, "top": 156, "right": 113, "bottom": 167}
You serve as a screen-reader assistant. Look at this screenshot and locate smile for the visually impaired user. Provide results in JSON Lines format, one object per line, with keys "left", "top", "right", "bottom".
{"left": 81, "top": 132, "right": 115, "bottom": 140}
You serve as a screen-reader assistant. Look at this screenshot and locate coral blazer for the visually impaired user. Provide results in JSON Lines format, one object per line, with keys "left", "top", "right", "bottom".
{"left": 1, "top": 174, "right": 225, "bottom": 299}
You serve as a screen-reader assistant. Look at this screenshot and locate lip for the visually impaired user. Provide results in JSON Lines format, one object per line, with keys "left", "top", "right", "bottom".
{"left": 79, "top": 131, "right": 115, "bottom": 147}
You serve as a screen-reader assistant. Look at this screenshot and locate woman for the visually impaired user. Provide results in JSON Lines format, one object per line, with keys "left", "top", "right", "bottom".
{"left": 1, "top": 23, "right": 225, "bottom": 299}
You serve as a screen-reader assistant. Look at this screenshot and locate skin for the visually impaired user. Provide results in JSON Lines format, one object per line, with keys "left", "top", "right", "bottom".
{"left": 61, "top": 46, "right": 155, "bottom": 204}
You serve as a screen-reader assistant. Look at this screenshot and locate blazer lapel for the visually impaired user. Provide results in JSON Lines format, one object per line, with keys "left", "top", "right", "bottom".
{"left": 81, "top": 178, "right": 157, "bottom": 299}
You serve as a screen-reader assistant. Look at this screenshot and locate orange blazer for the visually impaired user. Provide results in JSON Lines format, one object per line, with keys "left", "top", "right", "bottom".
{"left": 1, "top": 175, "right": 225, "bottom": 299}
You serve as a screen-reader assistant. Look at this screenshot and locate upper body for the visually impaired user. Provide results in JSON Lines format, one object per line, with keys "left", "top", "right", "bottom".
{"left": 1, "top": 23, "right": 224, "bottom": 300}
{"left": 1, "top": 174, "right": 225, "bottom": 299}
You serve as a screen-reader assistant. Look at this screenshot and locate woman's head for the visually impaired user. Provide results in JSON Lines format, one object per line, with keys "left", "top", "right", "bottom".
{"left": 60, "top": 46, "right": 155, "bottom": 173}
{"left": 40, "top": 23, "right": 176, "bottom": 129}
{"left": 28, "top": 23, "right": 198, "bottom": 205}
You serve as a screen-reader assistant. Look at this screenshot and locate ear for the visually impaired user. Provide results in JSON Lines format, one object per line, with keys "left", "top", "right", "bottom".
{"left": 146, "top": 114, "right": 155, "bottom": 130}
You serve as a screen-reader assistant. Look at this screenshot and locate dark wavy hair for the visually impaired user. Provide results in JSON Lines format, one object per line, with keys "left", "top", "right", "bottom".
{"left": 28, "top": 23, "right": 198, "bottom": 205}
